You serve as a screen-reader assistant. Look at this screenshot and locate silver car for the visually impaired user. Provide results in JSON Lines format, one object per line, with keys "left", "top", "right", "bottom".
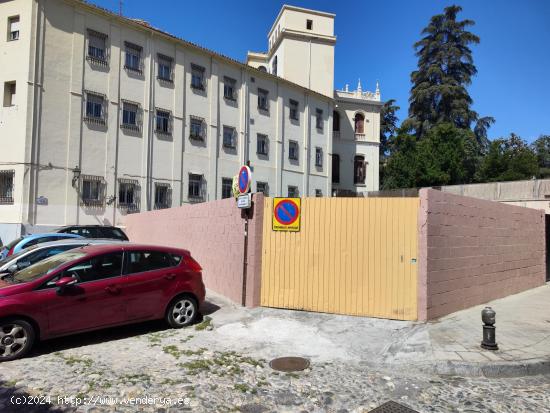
{"left": 0, "top": 239, "right": 125, "bottom": 275}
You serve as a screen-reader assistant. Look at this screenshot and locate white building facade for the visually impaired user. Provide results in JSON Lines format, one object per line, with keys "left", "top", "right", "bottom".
{"left": 0, "top": 0, "right": 381, "bottom": 239}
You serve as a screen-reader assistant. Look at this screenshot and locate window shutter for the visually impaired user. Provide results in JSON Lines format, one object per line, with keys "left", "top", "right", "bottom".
{"left": 201, "top": 120, "right": 207, "bottom": 140}
{"left": 137, "top": 105, "right": 143, "bottom": 129}
{"left": 102, "top": 97, "right": 108, "bottom": 122}
{"left": 232, "top": 129, "right": 237, "bottom": 148}
{"left": 201, "top": 176, "right": 207, "bottom": 200}
{"left": 169, "top": 113, "right": 174, "bottom": 134}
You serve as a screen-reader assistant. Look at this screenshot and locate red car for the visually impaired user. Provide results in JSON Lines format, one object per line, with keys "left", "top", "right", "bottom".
{"left": 0, "top": 244, "right": 205, "bottom": 361}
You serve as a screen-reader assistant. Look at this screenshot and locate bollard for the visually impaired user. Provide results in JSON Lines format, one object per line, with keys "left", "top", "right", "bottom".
{"left": 481, "top": 306, "right": 498, "bottom": 350}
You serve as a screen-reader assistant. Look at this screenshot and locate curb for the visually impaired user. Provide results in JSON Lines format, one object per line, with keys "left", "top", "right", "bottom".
{"left": 388, "top": 358, "right": 550, "bottom": 378}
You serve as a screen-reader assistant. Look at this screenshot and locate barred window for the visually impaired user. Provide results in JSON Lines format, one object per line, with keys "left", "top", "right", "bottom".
{"left": 221, "top": 178, "right": 233, "bottom": 199}
{"left": 189, "top": 116, "right": 205, "bottom": 141}
{"left": 84, "top": 91, "right": 107, "bottom": 125}
{"left": 118, "top": 178, "right": 140, "bottom": 212}
{"left": 288, "top": 186, "right": 299, "bottom": 197}
{"left": 288, "top": 140, "right": 298, "bottom": 161}
{"left": 154, "top": 183, "right": 171, "bottom": 209}
{"left": 289, "top": 99, "right": 299, "bottom": 121}
{"left": 155, "top": 109, "right": 171, "bottom": 135}
{"left": 223, "top": 77, "right": 237, "bottom": 101}
{"left": 86, "top": 29, "right": 108, "bottom": 66}
{"left": 256, "top": 181, "right": 269, "bottom": 196}
{"left": 257, "top": 88, "right": 269, "bottom": 111}
{"left": 8, "top": 16, "right": 19, "bottom": 41}
{"left": 188, "top": 174, "right": 205, "bottom": 202}
{"left": 191, "top": 64, "right": 205, "bottom": 90}
{"left": 223, "top": 126, "right": 236, "bottom": 149}
{"left": 81, "top": 175, "right": 105, "bottom": 206}
{"left": 315, "top": 147, "right": 323, "bottom": 168}
{"left": 157, "top": 54, "right": 173, "bottom": 82}
{"left": 316, "top": 108, "right": 323, "bottom": 130}
{"left": 332, "top": 154, "right": 340, "bottom": 184}
{"left": 0, "top": 170, "right": 14, "bottom": 204}
{"left": 121, "top": 101, "right": 140, "bottom": 131}
{"left": 315, "top": 189, "right": 322, "bottom": 197}
{"left": 257, "top": 134, "right": 269, "bottom": 156}
{"left": 124, "top": 42, "right": 142, "bottom": 73}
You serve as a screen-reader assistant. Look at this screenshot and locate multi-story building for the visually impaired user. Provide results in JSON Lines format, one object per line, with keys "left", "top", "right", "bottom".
{"left": 0, "top": 0, "right": 381, "bottom": 240}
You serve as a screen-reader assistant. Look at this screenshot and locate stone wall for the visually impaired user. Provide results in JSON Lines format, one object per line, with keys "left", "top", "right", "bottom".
{"left": 123, "top": 194, "right": 264, "bottom": 307}
{"left": 418, "top": 189, "right": 546, "bottom": 320}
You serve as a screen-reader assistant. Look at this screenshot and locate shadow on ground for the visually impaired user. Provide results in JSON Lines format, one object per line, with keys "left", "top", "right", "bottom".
{"left": 25, "top": 300, "right": 221, "bottom": 358}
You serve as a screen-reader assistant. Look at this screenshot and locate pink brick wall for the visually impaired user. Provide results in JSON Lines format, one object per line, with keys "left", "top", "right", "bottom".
{"left": 122, "top": 194, "right": 264, "bottom": 307}
{"left": 418, "top": 189, "right": 546, "bottom": 320}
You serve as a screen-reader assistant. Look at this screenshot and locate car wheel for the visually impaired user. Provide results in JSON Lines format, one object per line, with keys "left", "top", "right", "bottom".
{"left": 166, "top": 295, "right": 198, "bottom": 328}
{"left": 0, "top": 319, "right": 35, "bottom": 362}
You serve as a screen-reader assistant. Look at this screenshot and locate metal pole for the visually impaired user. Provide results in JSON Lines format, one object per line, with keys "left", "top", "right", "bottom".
{"left": 241, "top": 208, "right": 249, "bottom": 306}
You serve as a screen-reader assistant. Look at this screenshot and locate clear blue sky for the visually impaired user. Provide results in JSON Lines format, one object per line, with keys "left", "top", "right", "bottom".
{"left": 92, "top": 0, "right": 550, "bottom": 142}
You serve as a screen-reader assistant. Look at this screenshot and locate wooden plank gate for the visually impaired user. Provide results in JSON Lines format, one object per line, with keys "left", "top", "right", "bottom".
{"left": 260, "top": 197, "right": 419, "bottom": 320}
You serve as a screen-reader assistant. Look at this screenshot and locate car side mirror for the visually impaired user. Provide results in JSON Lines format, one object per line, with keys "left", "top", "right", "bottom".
{"left": 55, "top": 277, "right": 77, "bottom": 293}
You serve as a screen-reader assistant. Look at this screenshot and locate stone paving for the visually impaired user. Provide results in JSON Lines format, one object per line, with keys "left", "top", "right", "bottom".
{"left": 0, "top": 287, "right": 548, "bottom": 412}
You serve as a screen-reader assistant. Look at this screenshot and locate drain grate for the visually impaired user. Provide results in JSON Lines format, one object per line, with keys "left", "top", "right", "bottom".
{"left": 369, "top": 401, "right": 419, "bottom": 413}
{"left": 269, "top": 356, "right": 310, "bottom": 372}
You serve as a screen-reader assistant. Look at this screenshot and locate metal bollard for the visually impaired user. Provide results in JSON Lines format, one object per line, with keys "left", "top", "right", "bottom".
{"left": 481, "top": 306, "right": 499, "bottom": 350}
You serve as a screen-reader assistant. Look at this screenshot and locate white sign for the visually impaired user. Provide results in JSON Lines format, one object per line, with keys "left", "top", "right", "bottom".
{"left": 237, "top": 193, "right": 252, "bottom": 209}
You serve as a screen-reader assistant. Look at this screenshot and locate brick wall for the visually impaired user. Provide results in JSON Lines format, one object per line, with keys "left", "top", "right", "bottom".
{"left": 122, "top": 194, "right": 264, "bottom": 307}
{"left": 418, "top": 189, "right": 546, "bottom": 320}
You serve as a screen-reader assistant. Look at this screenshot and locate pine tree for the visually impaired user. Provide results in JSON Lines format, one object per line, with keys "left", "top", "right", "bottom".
{"left": 404, "top": 5, "right": 481, "bottom": 137}
{"left": 379, "top": 99, "right": 400, "bottom": 159}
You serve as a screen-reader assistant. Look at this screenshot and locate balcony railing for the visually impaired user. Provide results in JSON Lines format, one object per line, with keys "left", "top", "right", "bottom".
{"left": 355, "top": 133, "right": 366, "bottom": 141}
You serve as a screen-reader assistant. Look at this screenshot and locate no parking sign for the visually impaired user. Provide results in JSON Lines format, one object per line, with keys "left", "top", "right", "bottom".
{"left": 272, "top": 198, "right": 301, "bottom": 232}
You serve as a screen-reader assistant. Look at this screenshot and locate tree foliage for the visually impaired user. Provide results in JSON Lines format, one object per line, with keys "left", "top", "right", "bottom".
{"left": 531, "top": 135, "right": 550, "bottom": 178}
{"left": 379, "top": 99, "right": 400, "bottom": 159}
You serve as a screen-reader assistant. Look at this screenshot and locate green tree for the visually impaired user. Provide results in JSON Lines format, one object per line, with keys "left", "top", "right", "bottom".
{"left": 379, "top": 99, "right": 400, "bottom": 159}
{"left": 404, "top": 5, "right": 488, "bottom": 138}
{"left": 531, "top": 135, "right": 550, "bottom": 177}
{"left": 476, "top": 134, "right": 539, "bottom": 182}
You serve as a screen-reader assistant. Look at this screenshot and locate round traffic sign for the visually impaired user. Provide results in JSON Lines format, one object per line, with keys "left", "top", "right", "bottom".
{"left": 238, "top": 165, "right": 251, "bottom": 194}
{"left": 274, "top": 199, "right": 300, "bottom": 226}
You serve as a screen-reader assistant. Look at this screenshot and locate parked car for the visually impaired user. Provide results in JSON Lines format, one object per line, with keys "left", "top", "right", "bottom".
{"left": 0, "top": 244, "right": 205, "bottom": 361}
{"left": 0, "top": 233, "right": 83, "bottom": 260}
{"left": 56, "top": 225, "right": 129, "bottom": 241}
{"left": 0, "top": 239, "right": 125, "bottom": 275}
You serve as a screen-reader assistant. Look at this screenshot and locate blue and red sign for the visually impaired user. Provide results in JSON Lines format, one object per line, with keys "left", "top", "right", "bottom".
{"left": 272, "top": 198, "right": 301, "bottom": 232}
{"left": 238, "top": 165, "right": 252, "bottom": 194}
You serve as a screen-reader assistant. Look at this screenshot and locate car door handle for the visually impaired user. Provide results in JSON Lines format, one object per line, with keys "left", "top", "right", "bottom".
{"left": 105, "top": 285, "right": 121, "bottom": 294}
{"left": 164, "top": 273, "right": 176, "bottom": 280}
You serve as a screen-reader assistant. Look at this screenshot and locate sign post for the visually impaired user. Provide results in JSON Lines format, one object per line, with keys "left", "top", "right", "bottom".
{"left": 272, "top": 197, "right": 301, "bottom": 232}
{"left": 236, "top": 164, "right": 253, "bottom": 307}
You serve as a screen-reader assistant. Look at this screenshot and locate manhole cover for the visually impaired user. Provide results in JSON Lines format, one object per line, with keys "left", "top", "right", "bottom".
{"left": 269, "top": 356, "right": 310, "bottom": 372}
{"left": 369, "top": 401, "right": 419, "bottom": 413}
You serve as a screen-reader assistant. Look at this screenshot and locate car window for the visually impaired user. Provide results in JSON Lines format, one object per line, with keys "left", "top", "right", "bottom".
{"left": 99, "top": 227, "right": 128, "bottom": 240}
{"left": 171, "top": 254, "right": 183, "bottom": 265}
{"left": 25, "top": 244, "right": 83, "bottom": 265}
{"left": 125, "top": 251, "right": 174, "bottom": 274}
{"left": 13, "top": 251, "right": 87, "bottom": 284}
{"left": 64, "top": 252, "right": 123, "bottom": 283}
{"left": 23, "top": 237, "right": 49, "bottom": 248}
{"left": 5, "top": 237, "right": 24, "bottom": 250}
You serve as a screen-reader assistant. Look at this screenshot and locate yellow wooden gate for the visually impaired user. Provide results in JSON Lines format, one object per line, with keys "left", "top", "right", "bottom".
{"left": 260, "top": 197, "right": 419, "bottom": 320}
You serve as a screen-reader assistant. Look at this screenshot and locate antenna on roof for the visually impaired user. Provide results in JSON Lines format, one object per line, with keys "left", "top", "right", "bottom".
{"left": 118, "top": 0, "right": 123, "bottom": 16}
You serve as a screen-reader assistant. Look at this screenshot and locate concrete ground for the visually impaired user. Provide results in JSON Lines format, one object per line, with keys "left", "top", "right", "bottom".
{"left": 211, "top": 283, "right": 550, "bottom": 377}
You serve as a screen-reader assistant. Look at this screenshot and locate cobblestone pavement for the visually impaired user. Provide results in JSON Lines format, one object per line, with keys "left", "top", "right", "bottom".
{"left": 0, "top": 315, "right": 548, "bottom": 413}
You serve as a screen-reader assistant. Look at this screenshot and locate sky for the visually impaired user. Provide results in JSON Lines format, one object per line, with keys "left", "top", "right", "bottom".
{"left": 92, "top": 0, "right": 550, "bottom": 142}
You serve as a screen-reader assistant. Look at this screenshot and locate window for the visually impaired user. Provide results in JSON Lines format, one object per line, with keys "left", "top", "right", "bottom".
{"left": 256, "top": 182, "right": 269, "bottom": 196}
{"left": 288, "top": 140, "right": 298, "bottom": 160}
{"left": 189, "top": 116, "right": 205, "bottom": 141}
{"left": 84, "top": 92, "right": 106, "bottom": 124}
{"left": 315, "top": 189, "right": 322, "bottom": 197}
{"left": 221, "top": 178, "right": 233, "bottom": 199}
{"left": 154, "top": 183, "right": 171, "bottom": 209}
{"left": 3, "top": 81, "right": 16, "bottom": 107}
{"left": 257, "top": 134, "right": 269, "bottom": 156}
{"left": 354, "top": 155, "right": 366, "bottom": 185}
{"left": 258, "top": 65, "right": 267, "bottom": 72}
{"left": 191, "top": 64, "right": 205, "bottom": 90}
{"left": 64, "top": 252, "right": 123, "bottom": 283}
{"left": 332, "top": 154, "right": 340, "bottom": 183}
{"left": 257, "top": 88, "right": 269, "bottom": 111}
{"left": 81, "top": 175, "right": 104, "bottom": 206}
{"left": 155, "top": 109, "right": 171, "bottom": 135}
{"left": 8, "top": 16, "right": 19, "bottom": 41}
{"left": 121, "top": 101, "right": 140, "bottom": 131}
{"left": 0, "top": 170, "right": 14, "bottom": 204}
{"left": 316, "top": 109, "right": 323, "bottom": 130}
{"left": 272, "top": 56, "right": 277, "bottom": 76}
{"left": 333, "top": 110, "right": 340, "bottom": 132}
{"left": 124, "top": 42, "right": 142, "bottom": 73}
{"left": 158, "top": 54, "right": 173, "bottom": 82}
{"left": 306, "top": 19, "right": 313, "bottom": 30}
{"left": 86, "top": 29, "right": 108, "bottom": 65}
{"left": 315, "top": 147, "right": 323, "bottom": 167}
{"left": 223, "top": 76, "right": 237, "bottom": 100}
{"left": 188, "top": 174, "right": 205, "bottom": 201}
{"left": 125, "top": 251, "right": 176, "bottom": 275}
{"left": 118, "top": 178, "right": 139, "bottom": 211}
{"left": 289, "top": 99, "right": 299, "bottom": 121}
{"left": 354, "top": 113, "right": 365, "bottom": 134}
{"left": 288, "top": 186, "right": 299, "bottom": 197}
{"left": 223, "top": 126, "right": 236, "bottom": 149}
